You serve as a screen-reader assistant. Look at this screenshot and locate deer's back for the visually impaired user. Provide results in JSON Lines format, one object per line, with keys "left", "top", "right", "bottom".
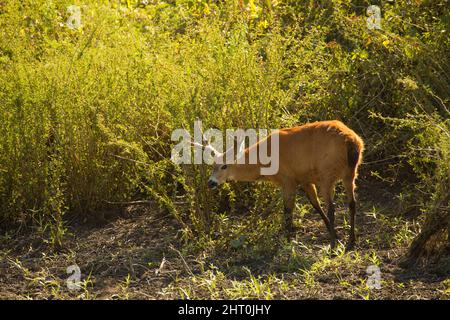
{"left": 276, "top": 120, "right": 363, "bottom": 185}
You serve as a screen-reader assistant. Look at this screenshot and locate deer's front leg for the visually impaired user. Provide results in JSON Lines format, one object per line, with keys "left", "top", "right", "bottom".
{"left": 282, "top": 185, "right": 297, "bottom": 239}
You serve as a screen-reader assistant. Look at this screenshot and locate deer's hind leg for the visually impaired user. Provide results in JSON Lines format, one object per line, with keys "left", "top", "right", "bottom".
{"left": 319, "top": 181, "right": 339, "bottom": 249}
{"left": 343, "top": 174, "right": 357, "bottom": 249}
{"left": 303, "top": 183, "right": 337, "bottom": 249}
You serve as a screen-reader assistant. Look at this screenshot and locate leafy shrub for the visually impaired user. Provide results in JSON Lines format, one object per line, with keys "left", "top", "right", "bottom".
{"left": 0, "top": 1, "right": 448, "bottom": 256}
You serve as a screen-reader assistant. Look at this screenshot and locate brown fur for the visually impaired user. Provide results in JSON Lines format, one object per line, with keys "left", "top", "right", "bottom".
{"left": 207, "top": 120, "right": 364, "bottom": 249}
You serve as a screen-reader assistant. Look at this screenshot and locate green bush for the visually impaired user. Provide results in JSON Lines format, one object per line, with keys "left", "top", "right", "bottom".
{"left": 0, "top": 0, "right": 448, "bottom": 253}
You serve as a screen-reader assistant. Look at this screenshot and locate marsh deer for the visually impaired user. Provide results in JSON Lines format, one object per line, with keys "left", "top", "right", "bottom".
{"left": 191, "top": 120, "right": 364, "bottom": 249}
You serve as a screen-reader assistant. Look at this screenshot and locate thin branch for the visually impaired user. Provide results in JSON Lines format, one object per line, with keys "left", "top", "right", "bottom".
{"left": 169, "top": 245, "right": 194, "bottom": 276}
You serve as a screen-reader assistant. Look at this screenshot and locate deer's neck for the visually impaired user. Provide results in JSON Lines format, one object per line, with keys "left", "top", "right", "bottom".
{"left": 228, "top": 163, "right": 263, "bottom": 182}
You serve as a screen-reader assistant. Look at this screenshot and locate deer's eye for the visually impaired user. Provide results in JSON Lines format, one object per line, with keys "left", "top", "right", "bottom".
{"left": 221, "top": 165, "right": 227, "bottom": 170}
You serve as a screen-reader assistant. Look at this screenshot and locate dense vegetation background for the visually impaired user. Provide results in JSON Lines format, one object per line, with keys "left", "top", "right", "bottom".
{"left": 0, "top": 0, "right": 448, "bottom": 299}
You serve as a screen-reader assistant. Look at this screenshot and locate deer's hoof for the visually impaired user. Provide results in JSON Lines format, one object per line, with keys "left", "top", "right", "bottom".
{"left": 345, "top": 241, "right": 355, "bottom": 251}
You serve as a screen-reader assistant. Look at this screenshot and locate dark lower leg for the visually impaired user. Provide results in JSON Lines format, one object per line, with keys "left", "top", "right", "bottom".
{"left": 327, "top": 202, "right": 337, "bottom": 248}
{"left": 282, "top": 187, "right": 296, "bottom": 239}
{"left": 348, "top": 199, "right": 356, "bottom": 247}
{"left": 308, "top": 199, "right": 332, "bottom": 234}
{"left": 303, "top": 184, "right": 337, "bottom": 248}
{"left": 307, "top": 197, "right": 337, "bottom": 249}
{"left": 343, "top": 177, "right": 357, "bottom": 250}
{"left": 283, "top": 205, "right": 294, "bottom": 237}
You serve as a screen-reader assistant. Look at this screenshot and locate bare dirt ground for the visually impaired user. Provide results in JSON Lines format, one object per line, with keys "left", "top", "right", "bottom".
{"left": 0, "top": 183, "right": 449, "bottom": 300}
